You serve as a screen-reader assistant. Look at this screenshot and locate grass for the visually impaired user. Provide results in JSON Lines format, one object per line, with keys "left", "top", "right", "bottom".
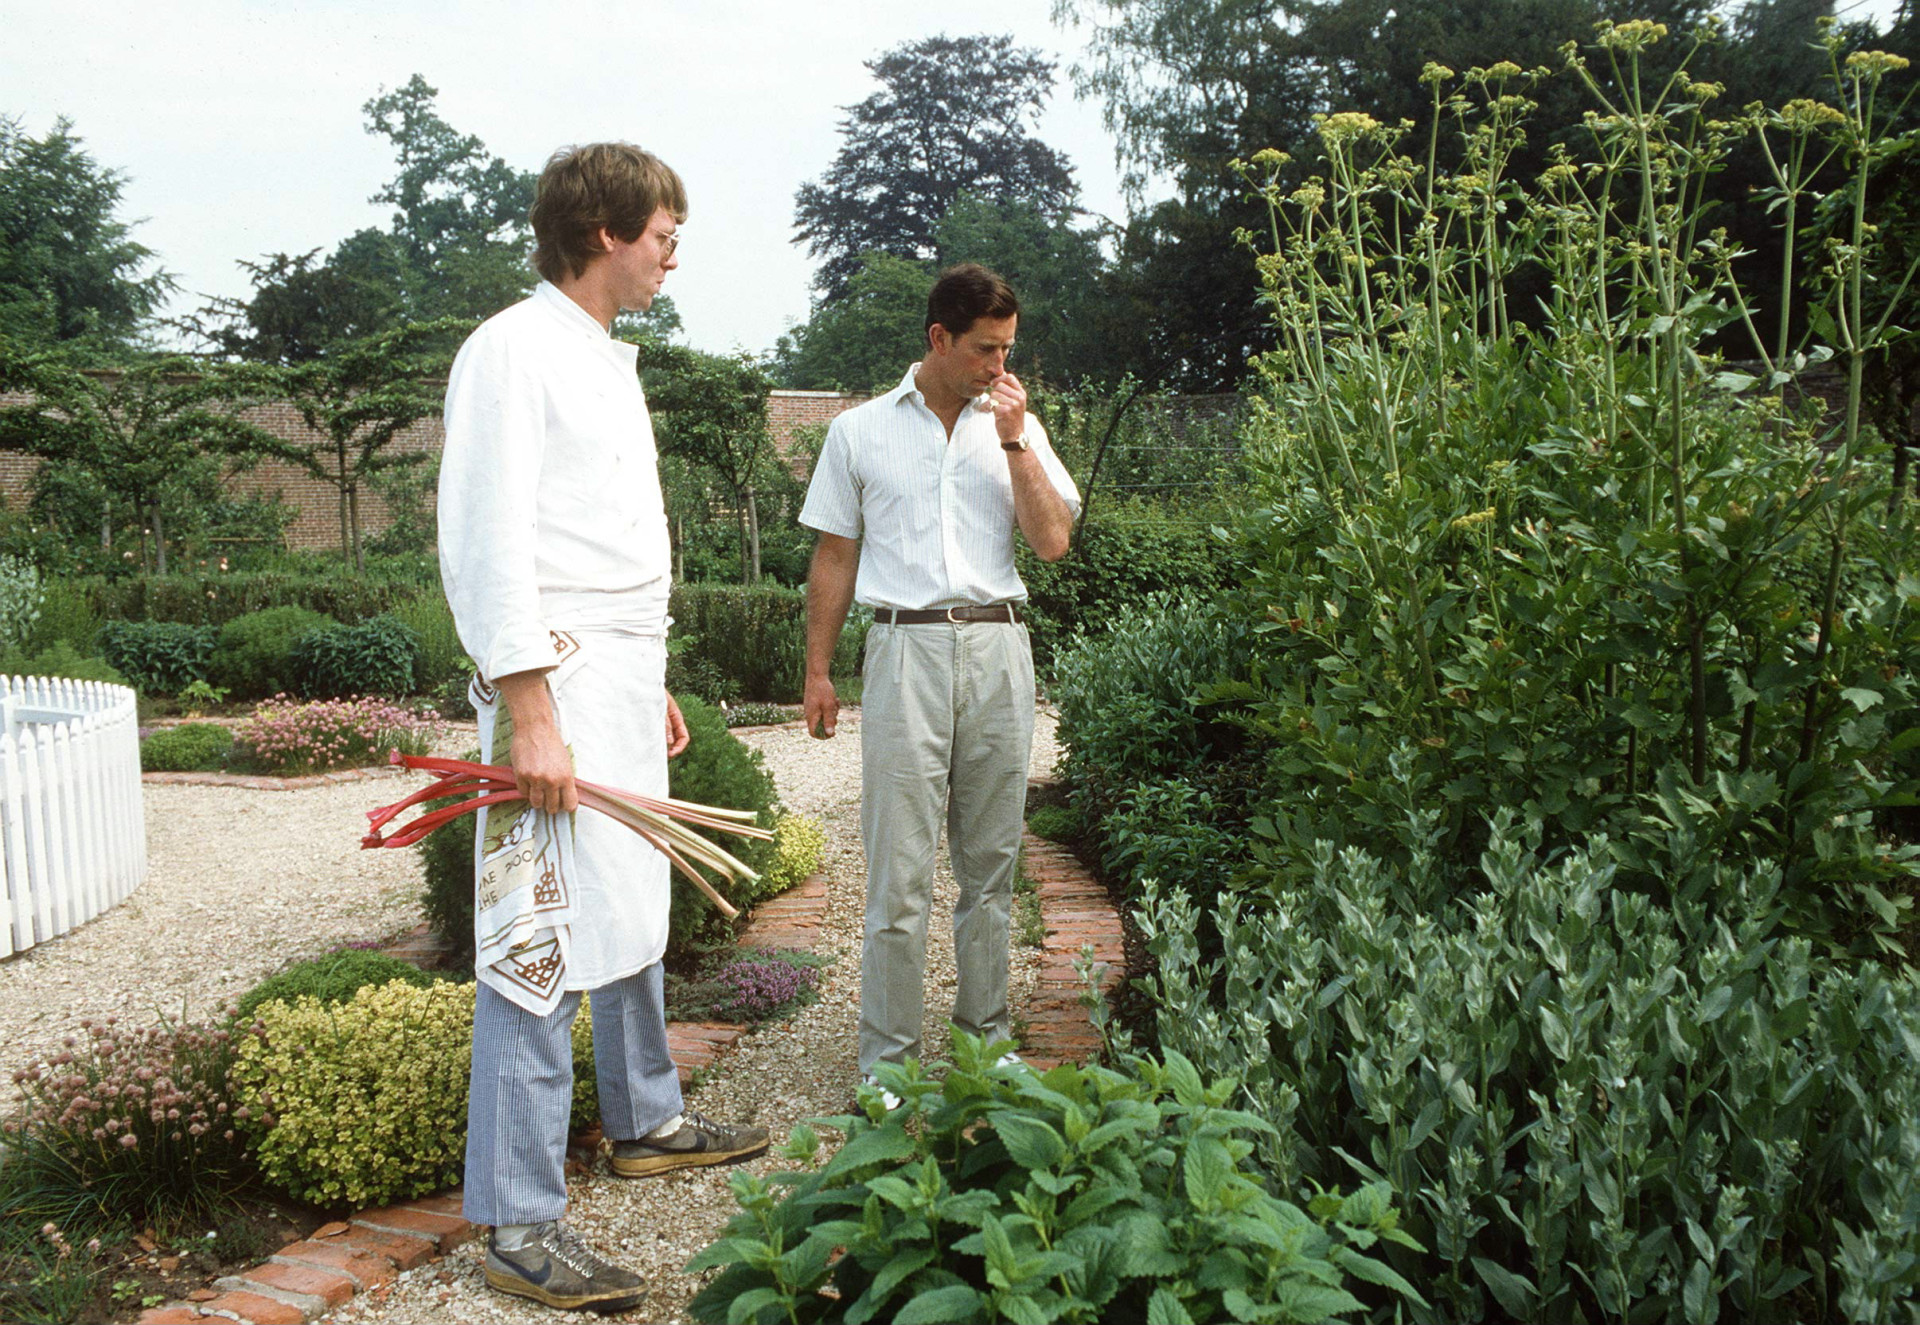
{"left": 1014, "top": 862, "right": 1045, "bottom": 949}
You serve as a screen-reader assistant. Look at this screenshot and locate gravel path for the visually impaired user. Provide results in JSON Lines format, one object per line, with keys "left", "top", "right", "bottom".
{"left": 0, "top": 705, "right": 1061, "bottom": 1324}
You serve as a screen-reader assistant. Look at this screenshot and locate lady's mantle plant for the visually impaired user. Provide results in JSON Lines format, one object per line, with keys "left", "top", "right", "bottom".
{"left": 686, "top": 1032, "right": 1424, "bottom": 1324}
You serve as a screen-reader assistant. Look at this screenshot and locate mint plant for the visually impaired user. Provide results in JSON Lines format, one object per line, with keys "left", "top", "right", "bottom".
{"left": 686, "top": 1032, "right": 1424, "bottom": 1324}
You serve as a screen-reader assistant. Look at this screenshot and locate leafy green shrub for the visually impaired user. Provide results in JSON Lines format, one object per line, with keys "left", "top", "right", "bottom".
{"left": 208, "top": 605, "right": 336, "bottom": 698}
{"left": 748, "top": 812, "right": 824, "bottom": 903}
{"left": 1, "top": 1012, "right": 250, "bottom": 1229}
{"left": 1016, "top": 494, "right": 1241, "bottom": 674}
{"left": 95, "top": 621, "right": 215, "bottom": 695}
{"left": 288, "top": 615, "right": 422, "bottom": 697}
{"left": 234, "top": 695, "right": 442, "bottom": 775}
{"left": 233, "top": 949, "right": 447, "bottom": 1025}
{"left": 139, "top": 722, "right": 233, "bottom": 773}
{"left": 67, "top": 570, "right": 424, "bottom": 627}
{"left": 0, "top": 640, "right": 127, "bottom": 686}
{"left": 418, "top": 754, "right": 480, "bottom": 971}
{"left": 1141, "top": 821, "right": 1920, "bottom": 1324}
{"left": 669, "top": 583, "right": 866, "bottom": 703}
{"left": 686, "top": 1032, "right": 1424, "bottom": 1324}
{"left": 571, "top": 1000, "right": 597, "bottom": 1134}
{"left": 0, "top": 552, "right": 43, "bottom": 648}
{"left": 667, "top": 695, "right": 779, "bottom": 957}
{"left": 232, "top": 981, "right": 473, "bottom": 1208}
{"left": 385, "top": 594, "right": 468, "bottom": 703}
{"left": 21, "top": 577, "right": 103, "bottom": 655}
{"left": 1025, "top": 803, "right": 1080, "bottom": 845}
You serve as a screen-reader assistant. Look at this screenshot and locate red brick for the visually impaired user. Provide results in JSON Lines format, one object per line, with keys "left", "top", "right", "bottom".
{"left": 135, "top": 1311, "right": 203, "bottom": 1325}
{"left": 275, "top": 1239, "right": 398, "bottom": 1289}
{"left": 340, "top": 1227, "right": 437, "bottom": 1271}
{"left": 236, "top": 1260, "right": 356, "bottom": 1308}
{"left": 202, "top": 1290, "right": 307, "bottom": 1324}
{"left": 350, "top": 1207, "right": 473, "bottom": 1249}
{"left": 398, "top": 1192, "right": 465, "bottom": 1218}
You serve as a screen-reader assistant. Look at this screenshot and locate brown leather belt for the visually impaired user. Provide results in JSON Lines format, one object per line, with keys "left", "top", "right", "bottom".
{"left": 873, "top": 605, "right": 1024, "bottom": 625}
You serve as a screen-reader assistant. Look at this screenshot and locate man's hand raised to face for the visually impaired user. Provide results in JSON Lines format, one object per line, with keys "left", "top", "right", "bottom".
{"left": 988, "top": 372, "right": 1028, "bottom": 444}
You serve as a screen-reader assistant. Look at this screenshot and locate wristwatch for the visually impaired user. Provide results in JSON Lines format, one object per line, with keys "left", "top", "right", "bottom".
{"left": 1000, "top": 432, "right": 1031, "bottom": 453}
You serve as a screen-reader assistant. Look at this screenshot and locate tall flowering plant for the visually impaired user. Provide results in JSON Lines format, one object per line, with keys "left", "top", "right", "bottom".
{"left": 363, "top": 753, "right": 770, "bottom": 918}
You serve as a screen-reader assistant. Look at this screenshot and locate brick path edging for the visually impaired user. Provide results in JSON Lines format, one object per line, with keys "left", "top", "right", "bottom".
{"left": 134, "top": 795, "right": 1125, "bottom": 1324}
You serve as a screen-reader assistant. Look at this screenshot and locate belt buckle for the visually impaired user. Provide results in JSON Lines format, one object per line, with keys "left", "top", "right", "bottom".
{"left": 945, "top": 606, "right": 966, "bottom": 624}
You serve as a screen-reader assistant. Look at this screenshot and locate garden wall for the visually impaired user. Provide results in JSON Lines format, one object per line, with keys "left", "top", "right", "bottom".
{"left": 0, "top": 388, "right": 873, "bottom": 554}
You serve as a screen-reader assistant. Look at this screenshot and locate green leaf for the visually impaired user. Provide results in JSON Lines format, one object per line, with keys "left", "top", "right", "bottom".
{"left": 895, "top": 1284, "right": 987, "bottom": 1325}
{"left": 726, "top": 1286, "right": 786, "bottom": 1324}
{"left": 1146, "top": 1286, "right": 1196, "bottom": 1325}
{"left": 1184, "top": 1133, "right": 1233, "bottom": 1208}
{"left": 996, "top": 1112, "right": 1068, "bottom": 1171}
{"left": 1473, "top": 1256, "right": 1537, "bottom": 1317}
{"left": 1684, "top": 1258, "right": 1715, "bottom": 1324}
{"left": 820, "top": 1124, "right": 919, "bottom": 1180}
{"left": 1840, "top": 687, "right": 1884, "bottom": 712}
{"left": 845, "top": 1248, "right": 936, "bottom": 1325}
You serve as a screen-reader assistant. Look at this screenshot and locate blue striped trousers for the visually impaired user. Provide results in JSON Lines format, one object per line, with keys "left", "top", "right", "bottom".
{"left": 462, "top": 962, "right": 683, "bottom": 1226}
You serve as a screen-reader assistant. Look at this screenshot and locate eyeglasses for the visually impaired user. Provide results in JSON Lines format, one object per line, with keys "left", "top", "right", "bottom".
{"left": 654, "top": 229, "right": 680, "bottom": 259}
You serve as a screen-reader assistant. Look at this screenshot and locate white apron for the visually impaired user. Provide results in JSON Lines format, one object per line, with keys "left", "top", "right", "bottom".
{"left": 470, "top": 628, "right": 671, "bottom": 1015}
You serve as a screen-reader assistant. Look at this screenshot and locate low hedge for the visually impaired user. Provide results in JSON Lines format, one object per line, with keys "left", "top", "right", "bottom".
{"left": 139, "top": 723, "right": 233, "bottom": 772}
{"left": 97, "top": 621, "right": 216, "bottom": 695}
{"left": 69, "top": 572, "right": 426, "bottom": 628}
{"left": 234, "top": 949, "right": 447, "bottom": 1025}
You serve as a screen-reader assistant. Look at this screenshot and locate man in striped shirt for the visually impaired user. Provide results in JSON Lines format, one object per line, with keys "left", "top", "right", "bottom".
{"left": 798, "top": 264, "right": 1082, "bottom": 1095}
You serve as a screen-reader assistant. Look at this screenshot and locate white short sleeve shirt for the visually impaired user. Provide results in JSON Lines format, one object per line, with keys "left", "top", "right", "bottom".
{"left": 798, "top": 364, "right": 1082, "bottom": 610}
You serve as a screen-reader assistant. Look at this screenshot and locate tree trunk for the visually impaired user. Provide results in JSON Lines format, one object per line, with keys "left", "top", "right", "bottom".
{"left": 337, "top": 442, "right": 352, "bottom": 566}
{"left": 100, "top": 500, "right": 111, "bottom": 552}
{"left": 735, "top": 501, "right": 750, "bottom": 585}
{"left": 745, "top": 486, "right": 762, "bottom": 584}
{"left": 348, "top": 480, "right": 364, "bottom": 573}
{"left": 151, "top": 501, "right": 168, "bottom": 577}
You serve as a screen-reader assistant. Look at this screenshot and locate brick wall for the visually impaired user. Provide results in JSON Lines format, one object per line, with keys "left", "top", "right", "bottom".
{"left": 0, "top": 386, "right": 863, "bottom": 554}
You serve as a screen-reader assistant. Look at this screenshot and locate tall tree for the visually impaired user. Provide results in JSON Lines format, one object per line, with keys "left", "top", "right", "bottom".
{"left": 362, "top": 74, "right": 537, "bottom": 322}
{"left": 794, "top": 34, "right": 1081, "bottom": 299}
{"left": 0, "top": 117, "right": 173, "bottom": 356}
{"left": 0, "top": 352, "right": 278, "bottom": 574}
{"left": 197, "top": 76, "right": 533, "bottom": 361}
{"left": 272, "top": 319, "right": 467, "bottom": 570}
{"left": 645, "top": 344, "right": 777, "bottom": 582}
{"left": 772, "top": 253, "right": 934, "bottom": 392}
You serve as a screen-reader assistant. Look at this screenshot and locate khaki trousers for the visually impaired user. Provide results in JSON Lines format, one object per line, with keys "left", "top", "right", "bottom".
{"left": 858, "top": 619, "right": 1035, "bottom": 1073}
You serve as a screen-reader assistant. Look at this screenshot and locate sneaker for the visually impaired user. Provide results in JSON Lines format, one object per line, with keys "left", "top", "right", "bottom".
{"left": 608, "top": 1110, "right": 769, "bottom": 1178}
{"left": 484, "top": 1221, "right": 646, "bottom": 1314}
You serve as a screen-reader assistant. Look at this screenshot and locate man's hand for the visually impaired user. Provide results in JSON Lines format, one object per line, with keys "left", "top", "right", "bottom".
{"left": 804, "top": 673, "right": 839, "bottom": 740}
{"left": 665, "top": 689, "right": 690, "bottom": 758}
{"left": 495, "top": 670, "right": 576, "bottom": 816}
{"left": 989, "top": 371, "right": 1028, "bottom": 443}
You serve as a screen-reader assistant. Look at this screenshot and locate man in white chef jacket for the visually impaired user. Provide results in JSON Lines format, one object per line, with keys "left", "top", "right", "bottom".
{"left": 438, "top": 142, "right": 767, "bottom": 1316}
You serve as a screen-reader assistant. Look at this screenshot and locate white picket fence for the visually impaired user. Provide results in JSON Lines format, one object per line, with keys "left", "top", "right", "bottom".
{"left": 0, "top": 676, "right": 146, "bottom": 958}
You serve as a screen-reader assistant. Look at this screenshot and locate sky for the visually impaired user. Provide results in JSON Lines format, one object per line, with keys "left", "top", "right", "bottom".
{"left": 1, "top": 0, "right": 1135, "bottom": 358}
{"left": 3, "top": 0, "right": 1907, "bottom": 359}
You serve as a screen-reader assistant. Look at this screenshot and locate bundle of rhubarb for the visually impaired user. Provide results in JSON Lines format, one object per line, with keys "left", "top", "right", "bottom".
{"left": 362, "top": 752, "right": 770, "bottom": 919}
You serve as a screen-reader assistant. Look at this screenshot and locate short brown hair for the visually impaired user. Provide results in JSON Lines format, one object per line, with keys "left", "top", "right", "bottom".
{"left": 926, "top": 263, "right": 1019, "bottom": 338}
{"left": 530, "top": 143, "right": 687, "bottom": 283}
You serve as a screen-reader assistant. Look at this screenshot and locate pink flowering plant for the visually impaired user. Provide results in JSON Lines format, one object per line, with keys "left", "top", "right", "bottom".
{"left": 235, "top": 694, "right": 443, "bottom": 776}
{"left": 1, "top": 1011, "right": 251, "bottom": 1226}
